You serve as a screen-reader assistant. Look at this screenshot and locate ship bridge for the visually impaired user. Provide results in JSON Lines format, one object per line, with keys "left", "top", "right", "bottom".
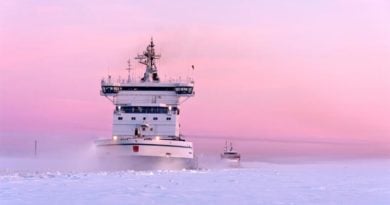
{"left": 101, "top": 82, "right": 194, "bottom": 96}
{"left": 99, "top": 39, "right": 195, "bottom": 139}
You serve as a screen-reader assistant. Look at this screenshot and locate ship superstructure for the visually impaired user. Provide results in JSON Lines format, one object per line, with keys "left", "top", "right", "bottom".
{"left": 95, "top": 40, "right": 195, "bottom": 161}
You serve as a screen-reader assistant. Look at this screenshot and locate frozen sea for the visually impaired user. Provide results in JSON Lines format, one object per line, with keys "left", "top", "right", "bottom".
{"left": 1, "top": 159, "right": 389, "bottom": 205}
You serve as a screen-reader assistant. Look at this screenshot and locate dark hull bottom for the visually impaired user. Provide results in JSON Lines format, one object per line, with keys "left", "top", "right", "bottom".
{"left": 96, "top": 155, "right": 197, "bottom": 171}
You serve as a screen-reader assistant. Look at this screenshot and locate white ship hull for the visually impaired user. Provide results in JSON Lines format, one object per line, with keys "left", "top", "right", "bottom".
{"left": 95, "top": 138, "right": 194, "bottom": 159}
{"left": 95, "top": 138, "right": 195, "bottom": 170}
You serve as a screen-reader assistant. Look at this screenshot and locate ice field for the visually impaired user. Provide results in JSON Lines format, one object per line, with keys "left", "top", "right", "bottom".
{"left": 1, "top": 159, "right": 389, "bottom": 205}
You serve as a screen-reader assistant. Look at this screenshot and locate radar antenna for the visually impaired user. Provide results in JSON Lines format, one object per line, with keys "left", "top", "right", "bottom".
{"left": 135, "top": 38, "right": 161, "bottom": 82}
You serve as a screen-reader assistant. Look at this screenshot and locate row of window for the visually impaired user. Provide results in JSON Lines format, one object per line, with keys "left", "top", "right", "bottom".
{"left": 102, "top": 86, "right": 120, "bottom": 94}
{"left": 118, "top": 117, "right": 172, "bottom": 121}
{"left": 120, "top": 106, "right": 168, "bottom": 114}
{"left": 116, "top": 106, "right": 180, "bottom": 115}
{"left": 175, "top": 87, "right": 193, "bottom": 94}
{"left": 102, "top": 86, "right": 193, "bottom": 94}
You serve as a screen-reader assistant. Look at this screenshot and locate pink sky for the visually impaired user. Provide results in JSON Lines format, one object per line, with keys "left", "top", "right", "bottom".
{"left": 1, "top": 0, "right": 390, "bottom": 155}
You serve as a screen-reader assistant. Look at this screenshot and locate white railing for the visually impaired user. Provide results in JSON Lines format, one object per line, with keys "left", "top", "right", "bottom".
{"left": 101, "top": 76, "right": 194, "bottom": 86}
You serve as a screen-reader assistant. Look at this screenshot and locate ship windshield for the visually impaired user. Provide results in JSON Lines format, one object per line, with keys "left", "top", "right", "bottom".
{"left": 102, "top": 86, "right": 120, "bottom": 94}
{"left": 175, "top": 87, "right": 193, "bottom": 94}
{"left": 120, "top": 106, "right": 169, "bottom": 114}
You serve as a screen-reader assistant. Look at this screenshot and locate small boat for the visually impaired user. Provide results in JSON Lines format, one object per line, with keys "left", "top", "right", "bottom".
{"left": 220, "top": 141, "right": 241, "bottom": 162}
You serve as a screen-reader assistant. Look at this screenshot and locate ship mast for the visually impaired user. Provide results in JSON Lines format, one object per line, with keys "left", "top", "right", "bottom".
{"left": 126, "top": 59, "right": 132, "bottom": 83}
{"left": 135, "top": 38, "right": 161, "bottom": 82}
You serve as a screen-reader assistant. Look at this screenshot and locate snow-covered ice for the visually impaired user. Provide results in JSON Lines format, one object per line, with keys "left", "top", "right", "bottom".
{"left": 1, "top": 159, "right": 389, "bottom": 205}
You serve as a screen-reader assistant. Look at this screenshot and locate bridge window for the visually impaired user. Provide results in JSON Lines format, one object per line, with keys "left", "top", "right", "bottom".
{"left": 121, "top": 86, "right": 175, "bottom": 91}
{"left": 102, "top": 86, "right": 120, "bottom": 94}
{"left": 120, "top": 106, "right": 169, "bottom": 114}
{"left": 175, "top": 87, "right": 193, "bottom": 94}
{"left": 102, "top": 86, "right": 194, "bottom": 94}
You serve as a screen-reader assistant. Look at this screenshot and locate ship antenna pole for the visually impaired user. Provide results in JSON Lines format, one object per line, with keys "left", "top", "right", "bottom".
{"left": 126, "top": 59, "right": 132, "bottom": 83}
{"left": 191, "top": 65, "right": 195, "bottom": 83}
